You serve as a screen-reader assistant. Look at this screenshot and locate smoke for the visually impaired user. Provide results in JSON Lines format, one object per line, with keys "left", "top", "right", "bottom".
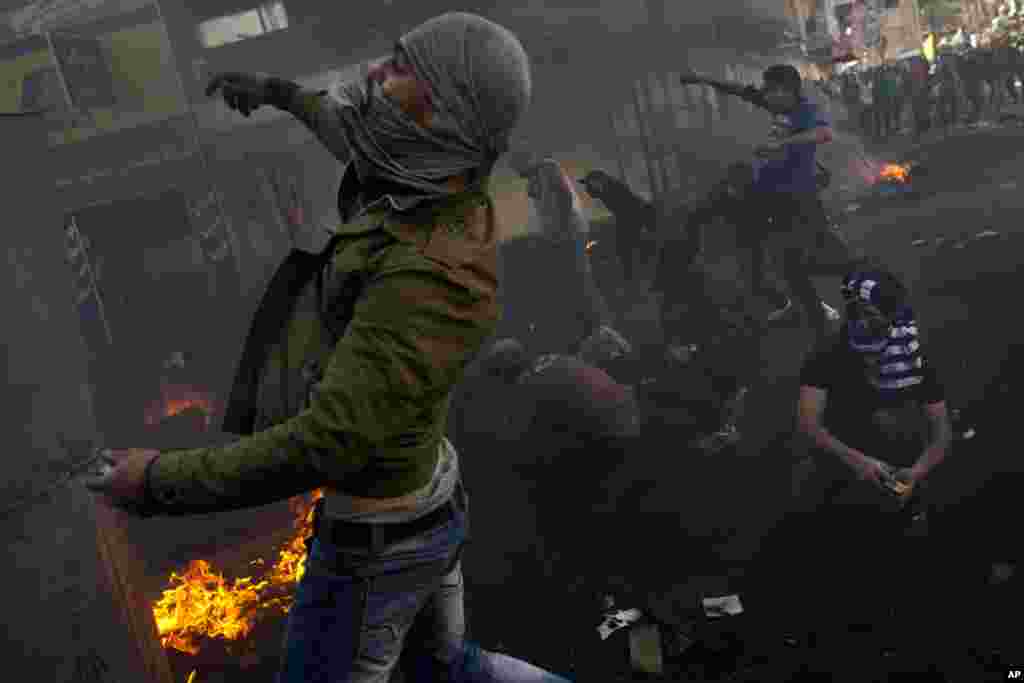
{"left": 743, "top": 0, "right": 791, "bottom": 20}
{"left": 687, "top": 0, "right": 790, "bottom": 20}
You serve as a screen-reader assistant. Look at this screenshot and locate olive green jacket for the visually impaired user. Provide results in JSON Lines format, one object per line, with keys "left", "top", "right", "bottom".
{"left": 144, "top": 90, "right": 500, "bottom": 516}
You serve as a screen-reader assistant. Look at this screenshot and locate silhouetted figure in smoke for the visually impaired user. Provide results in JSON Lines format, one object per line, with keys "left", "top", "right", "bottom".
{"left": 577, "top": 169, "right": 656, "bottom": 285}
{"left": 935, "top": 54, "right": 964, "bottom": 132}
{"left": 906, "top": 55, "right": 933, "bottom": 141}
{"left": 520, "top": 157, "right": 619, "bottom": 349}
{"left": 478, "top": 332, "right": 638, "bottom": 598}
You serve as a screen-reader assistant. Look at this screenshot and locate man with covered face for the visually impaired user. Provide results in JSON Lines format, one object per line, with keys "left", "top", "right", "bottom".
{"left": 85, "top": 13, "right": 571, "bottom": 683}
{"left": 744, "top": 268, "right": 954, "bottom": 656}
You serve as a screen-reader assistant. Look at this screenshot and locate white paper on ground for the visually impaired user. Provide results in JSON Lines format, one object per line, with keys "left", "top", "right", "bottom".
{"left": 597, "top": 608, "right": 644, "bottom": 641}
{"left": 702, "top": 594, "right": 744, "bottom": 618}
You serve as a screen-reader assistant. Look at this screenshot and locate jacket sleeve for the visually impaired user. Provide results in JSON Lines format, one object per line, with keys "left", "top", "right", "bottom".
{"left": 146, "top": 247, "right": 493, "bottom": 516}
{"left": 267, "top": 78, "right": 352, "bottom": 163}
{"left": 739, "top": 85, "right": 769, "bottom": 110}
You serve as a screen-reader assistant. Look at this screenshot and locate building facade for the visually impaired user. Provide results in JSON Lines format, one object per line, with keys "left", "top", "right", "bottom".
{"left": 785, "top": 0, "right": 925, "bottom": 67}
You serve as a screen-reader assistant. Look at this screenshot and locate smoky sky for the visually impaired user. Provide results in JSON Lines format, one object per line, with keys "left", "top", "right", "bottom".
{"left": 671, "top": 0, "right": 790, "bottom": 19}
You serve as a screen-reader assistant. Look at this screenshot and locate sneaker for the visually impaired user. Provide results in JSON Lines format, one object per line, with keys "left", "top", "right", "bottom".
{"left": 766, "top": 298, "right": 796, "bottom": 324}
{"left": 821, "top": 301, "right": 841, "bottom": 322}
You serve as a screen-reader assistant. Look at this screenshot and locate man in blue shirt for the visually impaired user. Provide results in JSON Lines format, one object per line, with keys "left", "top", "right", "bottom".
{"left": 681, "top": 64, "right": 853, "bottom": 340}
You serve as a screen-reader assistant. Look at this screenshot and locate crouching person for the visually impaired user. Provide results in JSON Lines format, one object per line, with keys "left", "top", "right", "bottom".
{"left": 86, "top": 13, "right": 572, "bottom": 683}
{"left": 747, "top": 268, "right": 953, "bottom": 659}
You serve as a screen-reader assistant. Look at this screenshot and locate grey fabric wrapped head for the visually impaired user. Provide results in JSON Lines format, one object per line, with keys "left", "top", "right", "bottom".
{"left": 401, "top": 12, "right": 532, "bottom": 160}
{"left": 327, "top": 12, "right": 531, "bottom": 206}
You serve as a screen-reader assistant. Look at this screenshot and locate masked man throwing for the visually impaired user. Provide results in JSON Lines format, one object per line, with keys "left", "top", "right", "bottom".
{"left": 87, "top": 13, "right": 574, "bottom": 683}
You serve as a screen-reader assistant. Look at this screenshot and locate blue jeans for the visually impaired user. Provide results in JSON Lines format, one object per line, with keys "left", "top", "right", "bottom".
{"left": 278, "top": 486, "right": 573, "bottom": 683}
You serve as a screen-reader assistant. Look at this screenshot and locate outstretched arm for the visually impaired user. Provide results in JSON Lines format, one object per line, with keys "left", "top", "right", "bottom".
{"left": 681, "top": 73, "right": 767, "bottom": 108}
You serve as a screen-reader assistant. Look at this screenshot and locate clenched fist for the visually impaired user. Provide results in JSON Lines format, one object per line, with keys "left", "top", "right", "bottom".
{"left": 205, "top": 71, "right": 271, "bottom": 117}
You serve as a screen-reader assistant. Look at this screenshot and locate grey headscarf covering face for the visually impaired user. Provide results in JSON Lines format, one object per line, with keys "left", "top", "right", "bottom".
{"left": 327, "top": 12, "right": 531, "bottom": 210}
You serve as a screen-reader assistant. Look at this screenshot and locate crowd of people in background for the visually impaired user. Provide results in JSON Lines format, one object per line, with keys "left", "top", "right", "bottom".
{"left": 819, "top": 41, "right": 1024, "bottom": 143}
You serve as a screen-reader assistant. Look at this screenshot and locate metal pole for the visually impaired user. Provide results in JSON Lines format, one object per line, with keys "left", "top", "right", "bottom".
{"left": 149, "top": 0, "right": 243, "bottom": 283}
{"left": 69, "top": 213, "right": 113, "bottom": 345}
{"left": 42, "top": 28, "right": 78, "bottom": 130}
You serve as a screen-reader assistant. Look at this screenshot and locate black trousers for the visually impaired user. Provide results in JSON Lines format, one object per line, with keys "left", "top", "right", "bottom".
{"left": 736, "top": 191, "right": 855, "bottom": 336}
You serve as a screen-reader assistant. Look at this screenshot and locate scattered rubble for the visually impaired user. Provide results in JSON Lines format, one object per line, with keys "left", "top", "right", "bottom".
{"left": 702, "top": 594, "right": 744, "bottom": 618}
{"left": 989, "top": 562, "right": 1016, "bottom": 586}
{"left": 597, "top": 607, "right": 644, "bottom": 641}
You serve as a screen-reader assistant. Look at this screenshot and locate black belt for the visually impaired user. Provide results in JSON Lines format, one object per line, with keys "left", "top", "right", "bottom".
{"left": 311, "top": 497, "right": 456, "bottom": 550}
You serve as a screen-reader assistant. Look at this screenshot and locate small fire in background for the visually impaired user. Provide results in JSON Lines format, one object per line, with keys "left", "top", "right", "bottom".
{"left": 585, "top": 240, "right": 598, "bottom": 252}
{"left": 153, "top": 489, "right": 324, "bottom": 655}
{"left": 186, "top": 671, "right": 197, "bottom": 683}
{"left": 877, "top": 162, "right": 912, "bottom": 184}
{"left": 144, "top": 386, "right": 219, "bottom": 430}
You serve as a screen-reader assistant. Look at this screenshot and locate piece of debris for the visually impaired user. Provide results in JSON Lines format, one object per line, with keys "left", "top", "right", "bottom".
{"left": 843, "top": 203, "right": 861, "bottom": 213}
{"left": 702, "top": 594, "right": 743, "bottom": 618}
{"left": 999, "top": 181, "right": 1017, "bottom": 191}
{"left": 990, "top": 561, "right": 1016, "bottom": 586}
{"left": 597, "top": 608, "right": 644, "bottom": 641}
{"left": 911, "top": 238, "right": 929, "bottom": 247}
{"left": 693, "top": 426, "right": 742, "bottom": 455}
{"left": 974, "top": 229, "right": 1000, "bottom": 240}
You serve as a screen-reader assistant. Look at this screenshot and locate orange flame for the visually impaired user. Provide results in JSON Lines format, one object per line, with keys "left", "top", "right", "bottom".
{"left": 878, "top": 162, "right": 911, "bottom": 183}
{"left": 145, "top": 385, "right": 219, "bottom": 430}
{"left": 153, "top": 489, "right": 324, "bottom": 654}
{"left": 585, "top": 240, "right": 598, "bottom": 252}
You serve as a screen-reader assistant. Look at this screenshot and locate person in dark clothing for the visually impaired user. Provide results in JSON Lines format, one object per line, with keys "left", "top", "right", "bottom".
{"left": 936, "top": 55, "right": 963, "bottom": 132}
{"left": 639, "top": 296, "right": 756, "bottom": 453}
{"left": 651, "top": 162, "right": 759, "bottom": 344}
{"left": 997, "top": 44, "right": 1024, "bottom": 105}
{"left": 681, "top": 64, "right": 851, "bottom": 340}
{"left": 578, "top": 169, "right": 656, "bottom": 285}
{"left": 482, "top": 334, "right": 639, "bottom": 448}
{"left": 478, "top": 333, "right": 640, "bottom": 587}
{"left": 907, "top": 56, "right": 933, "bottom": 141}
{"left": 743, "top": 268, "right": 953, "bottom": 660}
{"left": 874, "top": 65, "right": 898, "bottom": 139}
{"left": 841, "top": 72, "right": 863, "bottom": 134}
{"left": 962, "top": 52, "right": 988, "bottom": 123}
